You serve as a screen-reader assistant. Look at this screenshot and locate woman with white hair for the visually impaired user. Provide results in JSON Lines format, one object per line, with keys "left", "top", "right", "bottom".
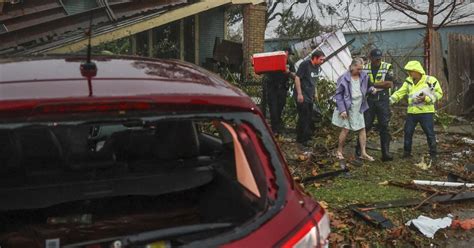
{"left": 332, "top": 58, "right": 375, "bottom": 162}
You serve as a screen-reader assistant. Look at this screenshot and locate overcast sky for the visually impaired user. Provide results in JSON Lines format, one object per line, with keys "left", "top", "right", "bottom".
{"left": 264, "top": 0, "right": 474, "bottom": 38}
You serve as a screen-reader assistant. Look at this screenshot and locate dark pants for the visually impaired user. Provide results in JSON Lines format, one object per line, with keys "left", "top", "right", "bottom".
{"left": 296, "top": 102, "right": 313, "bottom": 144}
{"left": 267, "top": 82, "right": 287, "bottom": 133}
{"left": 356, "top": 96, "right": 392, "bottom": 158}
{"left": 404, "top": 113, "right": 437, "bottom": 157}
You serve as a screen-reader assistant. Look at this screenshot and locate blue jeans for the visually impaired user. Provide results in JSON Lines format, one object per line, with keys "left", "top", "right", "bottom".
{"left": 404, "top": 113, "right": 437, "bottom": 157}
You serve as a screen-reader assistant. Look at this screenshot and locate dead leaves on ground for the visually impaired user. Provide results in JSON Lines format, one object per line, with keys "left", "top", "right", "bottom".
{"left": 281, "top": 127, "right": 474, "bottom": 247}
{"left": 326, "top": 210, "right": 417, "bottom": 247}
{"left": 388, "top": 226, "right": 405, "bottom": 239}
{"left": 319, "top": 201, "right": 329, "bottom": 209}
{"left": 378, "top": 180, "right": 389, "bottom": 186}
{"left": 297, "top": 154, "right": 310, "bottom": 161}
{"left": 331, "top": 218, "right": 349, "bottom": 229}
{"left": 328, "top": 214, "right": 382, "bottom": 247}
{"left": 329, "top": 233, "right": 345, "bottom": 244}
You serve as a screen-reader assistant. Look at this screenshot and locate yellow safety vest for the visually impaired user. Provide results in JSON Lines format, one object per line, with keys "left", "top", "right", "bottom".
{"left": 363, "top": 62, "right": 392, "bottom": 85}
{"left": 390, "top": 75, "right": 443, "bottom": 114}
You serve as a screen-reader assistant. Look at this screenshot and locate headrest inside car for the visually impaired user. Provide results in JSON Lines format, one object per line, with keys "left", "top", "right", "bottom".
{"left": 153, "top": 120, "right": 200, "bottom": 160}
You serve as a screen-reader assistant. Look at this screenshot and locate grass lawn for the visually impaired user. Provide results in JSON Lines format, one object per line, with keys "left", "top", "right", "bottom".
{"left": 278, "top": 123, "right": 474, "bottom": 247}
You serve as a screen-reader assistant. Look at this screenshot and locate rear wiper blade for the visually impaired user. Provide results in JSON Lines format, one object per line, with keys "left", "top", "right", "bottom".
{"left": 63, "top": 222, "right": 234, "bottom": 248}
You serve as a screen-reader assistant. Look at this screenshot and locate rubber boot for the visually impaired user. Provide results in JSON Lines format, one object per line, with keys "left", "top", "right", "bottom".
{"left": 381, "top": 135, "right": 393, "bottom": 162}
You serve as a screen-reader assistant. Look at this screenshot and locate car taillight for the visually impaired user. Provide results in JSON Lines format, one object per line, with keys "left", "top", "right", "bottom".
{"left": 280, "top": 207, "right": 331, "bottom": 248}
{"left": 318, "top": 210, "right": 331, "bottom": 247}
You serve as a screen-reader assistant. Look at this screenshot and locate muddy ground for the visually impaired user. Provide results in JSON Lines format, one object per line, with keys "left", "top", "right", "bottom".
{"left": 275, "top": 107, "right": 474, "bottom": 247}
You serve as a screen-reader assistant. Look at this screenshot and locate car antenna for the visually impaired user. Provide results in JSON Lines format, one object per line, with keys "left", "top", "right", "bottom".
{"left": 80, "top": 11, "right": 97, "bottom": 97}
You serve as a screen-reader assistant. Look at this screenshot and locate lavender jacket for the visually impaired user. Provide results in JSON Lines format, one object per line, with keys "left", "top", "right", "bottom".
{"left": 334, "top": 71, "right": 372, "bottom": 114}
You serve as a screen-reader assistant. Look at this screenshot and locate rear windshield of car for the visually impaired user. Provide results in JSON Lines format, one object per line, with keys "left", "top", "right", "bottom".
{"left": 0, "top": 116, "right": 269, "bottom": 209}
{"left": 0, "top": 113, "right": 280, "bottom": 247}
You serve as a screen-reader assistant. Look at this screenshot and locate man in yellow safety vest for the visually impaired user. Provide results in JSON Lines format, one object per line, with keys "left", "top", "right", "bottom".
{"left": 356, "top": 49, "right": 394, "bottom": 162}
{"left": 390, "top": 60, "right": 443, "bottom": 162}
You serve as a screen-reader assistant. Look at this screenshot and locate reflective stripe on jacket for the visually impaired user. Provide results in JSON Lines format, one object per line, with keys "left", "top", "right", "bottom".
{"left": 390, "top": 75, "right": 443, "bottom": 114}
{"left": 363, "top": 62, "right": 392, "bottom": 84}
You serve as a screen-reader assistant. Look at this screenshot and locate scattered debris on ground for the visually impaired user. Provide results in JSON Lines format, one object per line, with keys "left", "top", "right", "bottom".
{"left": 350, "top": 204, "right": 395, "bottom": 229}
{"left": 406, "top": 215, "right": 453, "bottom": 239}
{"left": 451, "top": 218, "right": 474, "bottom": 230}
{"left": 413, "top": 180, "right": 474, "bottom": 188}
{"left": 275, "top": 108, "right": 474, "bottom": 247}
{"left": 415, "top": 157, "right": 432, "bottom": 170}
{"left": 461, "top": 137, "right": 474, "bottom": 145}
{"left": 299, "top": 168, "right": 349, "bottom": 184}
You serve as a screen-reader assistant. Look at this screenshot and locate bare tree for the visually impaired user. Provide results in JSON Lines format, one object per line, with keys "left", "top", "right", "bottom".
{"left": 266, "top": 0, "right": 306, "bottom": 23}
{"left": 275, "top": 7, "right": 329, "bottom": 39}
{"left": 383, "top": 0, "right": 473, "bottom": 70}
{"left": 227, "top": 0, "right": 312, "bottom": 26}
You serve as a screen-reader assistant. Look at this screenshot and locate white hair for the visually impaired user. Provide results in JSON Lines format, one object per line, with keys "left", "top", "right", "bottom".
{"left": 350, "top": 57, "right": 364, "bottom": 71}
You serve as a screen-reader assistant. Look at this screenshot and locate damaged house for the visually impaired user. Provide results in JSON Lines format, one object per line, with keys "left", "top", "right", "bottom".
{"left": 0, "top": 0, "right": 266, "bottom": 79}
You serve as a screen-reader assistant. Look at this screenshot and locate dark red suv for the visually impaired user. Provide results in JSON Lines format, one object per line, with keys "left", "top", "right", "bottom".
{"left": 0, "top": 56, "right": 330, "bottom": 248}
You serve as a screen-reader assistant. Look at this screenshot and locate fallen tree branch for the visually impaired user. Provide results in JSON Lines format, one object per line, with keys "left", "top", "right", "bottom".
{"left": 300, "top": 168, "right": 349, "bottom": 184}
{"left": 392, "top": 126, "right": 404, "bottom": 136}
{"left": 413, "top": 191, "right": 440, "bottom": 210}
{"left": 349, "top": 191, "right": 474, "bottom": 211}
{"left": 389, "top": 181, "right": 441, "bottom": 194}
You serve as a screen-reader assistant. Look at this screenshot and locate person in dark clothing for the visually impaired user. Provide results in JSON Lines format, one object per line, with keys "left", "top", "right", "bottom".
{"left": 264, "top": 48, "right": 295, "bottom": 135}
{"left": 294, "top": 50, "right": 325, "bottom": 148}
{"left": 355, "top": 49, "right": 394, "bottom": 161}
